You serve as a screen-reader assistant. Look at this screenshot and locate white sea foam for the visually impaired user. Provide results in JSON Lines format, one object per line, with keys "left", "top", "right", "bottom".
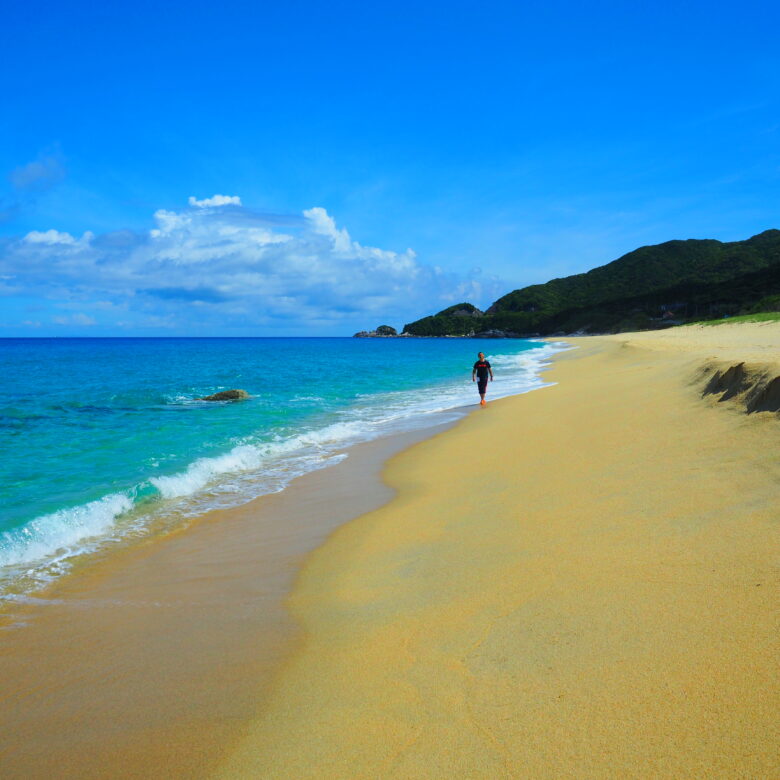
{"left": 151, "top": 420, "right": 366, "bottom": 499}
{"left": 243, "top": 342, "right": 566, "bottom": 483}
{"left": 0, "top": 341, "right": 570, "bottom": 592}
{"left": 0, "top": 493, "right": 133, "bottom": 569}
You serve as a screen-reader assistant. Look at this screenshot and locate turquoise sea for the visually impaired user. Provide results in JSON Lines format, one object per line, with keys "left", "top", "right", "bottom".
{"left": 0, "top": 337, "right": 565, "bottom": 596}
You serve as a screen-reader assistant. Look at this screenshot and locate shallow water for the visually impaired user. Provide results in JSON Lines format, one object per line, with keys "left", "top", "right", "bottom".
{"left": 0, "top": 336, "right": 565, "bottom": 594}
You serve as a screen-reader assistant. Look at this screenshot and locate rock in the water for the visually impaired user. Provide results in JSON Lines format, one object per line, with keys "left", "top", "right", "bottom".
{"left": 198, "top": 389, "right": 250, "bottom": 401}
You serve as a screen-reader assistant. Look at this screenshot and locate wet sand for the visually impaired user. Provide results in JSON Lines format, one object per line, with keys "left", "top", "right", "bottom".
{"left": 0, "top": 423, "right": 455, "bottom": 779}
{"left": 219, "top": 323, "right": 779, "bottom": 778}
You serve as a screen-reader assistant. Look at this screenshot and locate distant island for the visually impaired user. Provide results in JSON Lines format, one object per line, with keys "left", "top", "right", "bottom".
{"left": 357, "top": 229, "right": 780, "bottom": 337}
{"left": 353, "top": 325, "right": 405, "bottom": 338}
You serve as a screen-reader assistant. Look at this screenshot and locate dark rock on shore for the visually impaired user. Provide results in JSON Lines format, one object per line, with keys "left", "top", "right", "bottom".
{"left": 473, "top": 329, "right": 523, "bottom": 338}
{"left": 474, "top": 329, "right": 506, "bottom": 338}
{"left": 198, "top": 389, "right": 250, "bottom": 401}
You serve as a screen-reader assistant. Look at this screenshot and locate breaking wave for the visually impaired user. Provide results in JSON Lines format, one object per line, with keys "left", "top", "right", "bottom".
{"left": 0, "top": 340, "right": 570, "bottom": 594}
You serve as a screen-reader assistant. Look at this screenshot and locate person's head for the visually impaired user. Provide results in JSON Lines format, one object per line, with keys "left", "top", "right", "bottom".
{"left": 478, "top": 352, "right": 485, "bottom": 360}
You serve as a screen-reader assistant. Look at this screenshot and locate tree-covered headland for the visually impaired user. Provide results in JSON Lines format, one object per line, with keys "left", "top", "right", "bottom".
{"left": 403, "top": 230, "right": 780, "bottom": 336}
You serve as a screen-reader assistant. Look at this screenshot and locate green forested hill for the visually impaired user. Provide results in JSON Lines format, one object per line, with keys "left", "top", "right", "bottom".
{"left": 403, "top": 230, "right": 780, "bottom": 336}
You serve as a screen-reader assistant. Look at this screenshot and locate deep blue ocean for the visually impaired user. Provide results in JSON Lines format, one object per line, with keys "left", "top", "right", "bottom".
{"left": 0, "top": 337, "right": 565, "bottom": 595}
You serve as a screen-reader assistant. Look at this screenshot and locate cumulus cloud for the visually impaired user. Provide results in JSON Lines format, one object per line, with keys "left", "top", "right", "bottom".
{"left": 0, "top": 196, "right": 503, "bottom": 333}
{"left": 24, "top": 229, "right": 82, "bottom": 245}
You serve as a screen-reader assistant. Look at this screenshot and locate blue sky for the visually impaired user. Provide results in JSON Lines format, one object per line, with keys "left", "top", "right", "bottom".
{"left": 1, "top": 0, "right": 778, "bottom": 335}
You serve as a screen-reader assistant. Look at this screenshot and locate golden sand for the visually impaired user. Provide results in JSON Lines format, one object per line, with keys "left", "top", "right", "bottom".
{"left": 220, "top": 323, "right": 779, "bottom": 778}
{"left": 0, "top": 429, "right": 435, "bottom": 779}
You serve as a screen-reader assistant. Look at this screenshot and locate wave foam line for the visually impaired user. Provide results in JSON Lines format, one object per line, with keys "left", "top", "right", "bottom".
{"left": 0, "top": 493, "right": 133, "bottom": 568}
{"left": 150, "top": 420, "right": 365, "bottom": 499}
{"left": 0, "top": 341, "right": 570, "bottom": 587}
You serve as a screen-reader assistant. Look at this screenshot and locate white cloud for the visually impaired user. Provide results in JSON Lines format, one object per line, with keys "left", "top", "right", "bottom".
{"left": 24, "top": 229, "right": 77, "bottom": 245}
{"left": 0, "top": 198, "right": 503, "bottom": 333}
{"left": 303, "top": 206, "right": 353, "bottom": 253}
{"left": 188, "top": 194, "right": 242, "bottom": 208}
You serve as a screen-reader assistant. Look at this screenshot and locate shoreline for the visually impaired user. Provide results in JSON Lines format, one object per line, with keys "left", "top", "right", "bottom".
{"left": 0, "top": 338, "right": 563, "bottom": 600}
{"left": 2, "top": 324, "right": 776, "bottom": 777}
{"left": 219, "top": 322, "right": 779, "bottom": 777}
{"left": 1, "top": 391, "right": 516, "bottom": 778}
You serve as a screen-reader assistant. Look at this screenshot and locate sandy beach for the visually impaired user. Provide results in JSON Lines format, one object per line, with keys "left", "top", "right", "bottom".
{"left": 1, "top": 322, "right": 777, "bottom": 778}
{"left": 4, "top": 3, "right": 778, "bottom": 777}
{"left": 0, "top": 426, "right": 450, "bottom": 779}
{"left": 219, "top": 322, "right": 779, "bottom": 778}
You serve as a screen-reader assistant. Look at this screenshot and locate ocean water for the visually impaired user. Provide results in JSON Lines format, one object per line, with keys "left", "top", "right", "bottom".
{"left": 0, "top": 337, "right": 566, "bottom": 596}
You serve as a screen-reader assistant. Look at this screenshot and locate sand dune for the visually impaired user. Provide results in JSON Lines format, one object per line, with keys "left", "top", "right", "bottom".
{"left": 220, "top": 322, "right": 779, "bottom": 778}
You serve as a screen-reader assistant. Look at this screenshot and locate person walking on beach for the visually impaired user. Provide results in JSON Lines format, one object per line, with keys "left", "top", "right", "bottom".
{"left": 472, "top": 352, "right": 493, "bottom": 406}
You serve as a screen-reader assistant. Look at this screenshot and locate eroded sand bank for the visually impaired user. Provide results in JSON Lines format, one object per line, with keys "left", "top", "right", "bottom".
{"left": 220, "top": 323, "right": 779, "bottom": 778}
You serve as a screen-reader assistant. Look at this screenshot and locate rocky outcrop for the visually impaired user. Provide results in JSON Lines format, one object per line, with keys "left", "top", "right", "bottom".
{"left": 353, "top": 325, "right": 403, "bottom": 337}
{"left": 198, "top": 389, "right": 250, "bottom": 401}
{"left": 472, "top": 329, "right": 525, "bottom": 338}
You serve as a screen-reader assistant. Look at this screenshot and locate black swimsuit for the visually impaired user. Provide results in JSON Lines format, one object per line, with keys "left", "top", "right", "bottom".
{"left": 473, "top": 360, "right": 491, "bottom": 393}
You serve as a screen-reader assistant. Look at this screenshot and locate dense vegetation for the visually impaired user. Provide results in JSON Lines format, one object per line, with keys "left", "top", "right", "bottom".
{"left": 403, "top": 230, "right": 780, "bottom": 336}
{"left": 375, "top": 325, "right": 397, "bottom": 336}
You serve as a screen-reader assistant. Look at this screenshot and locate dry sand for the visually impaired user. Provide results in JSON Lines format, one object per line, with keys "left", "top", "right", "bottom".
{"left": 220, "top": 322, "right": 779, "bottom": 779}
